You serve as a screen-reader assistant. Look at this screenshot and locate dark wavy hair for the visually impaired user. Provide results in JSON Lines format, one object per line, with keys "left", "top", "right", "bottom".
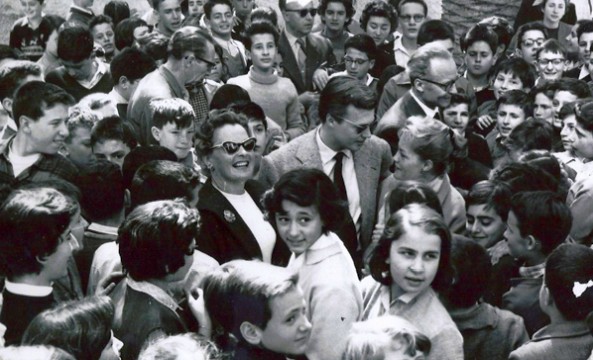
{"left": 368, "top": 203, "right": 453, "bottom": 292}
{"left": 360, "top": 0, "right": 398, "bottom": 33}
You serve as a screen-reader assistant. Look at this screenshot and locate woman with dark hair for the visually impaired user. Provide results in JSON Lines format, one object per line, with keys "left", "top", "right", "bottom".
{"left": 359, "top": 0, "right": 397, "bottom": 78}
{"left": 195, "top": 109, "right": 289, "bottom": 265}
{"left": 263, "top": 168, "right": 362, "bottom": 360}
{"left": 361, "top": 203, "right": 463, "bottom": 360}
{"left": 22, "top": 296, "right": 122, "bottom": 360}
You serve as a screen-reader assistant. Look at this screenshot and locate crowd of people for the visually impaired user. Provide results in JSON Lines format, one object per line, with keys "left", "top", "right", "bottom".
{"left": 0, "top": 0, "right": 593, "bottom": 359}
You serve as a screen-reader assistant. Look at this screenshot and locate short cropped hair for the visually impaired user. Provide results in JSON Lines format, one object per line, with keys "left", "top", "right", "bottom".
{"left": 89, "top": 15, "right": 114, "bottom": 33}
{"left": 65, "top": 107, "right": 97, "bottom": 143}
{"left": 76, "top": 160, "right": 125, "bottom": 222}
{"left": 545, "top": 243, "right": 593, "bottom": 321}
{"left": 204, "top": 0, "right": 233, "bottom": 19}
{"left": 319, "top": 0, "right": 354, "bottom": 26}
{"left": 516, "top": 22, "right": 548, "bottom": 50}
{"left": 22, "top": 296, "right": 114, "bottom": 360}
{"left": 496, "top": 89, "right": 531, "bottom": 116}
{"left": 505, "top": 118, "right": 553, "bottom": 153}
{"left": 263, "top": 168, "right": 348, "bottom": 234}
{"left": 121, "top": 146, "right": 177, "bottom": 190}
{"left": 536, "top": 38, "right": 567, "bottom": 59}
{"left": 119, "top": 199, "right": 200, "bottom": 281}
{"left": 447, "top": 93, "right": 471, "bottom": 109}
{"left": 168, "top": 26, "right": 215, "bottom": 61}
{"left": 407, "top": 42, "right": 454, "bottom": 82}
{"left": 490, "top": 162, "right": 559, "bottom": 194}
{"left": 554, "top": 78, "right": 592, "bottom": 99}
{"left": 110, "top": 47, "right": 156, "bottom": 83}
{"left": 478, "top": 16, "right": 514, "bottom": 51}
{"left": 492, "top": 57, "right": 536, "bottom": 89}
{"left": 577, "top": 20, "right": 593, "bottom": 41}
{"left": 417, "top": 20, "right": 455, "bottom": 46}
{"left": 461, "top": 23, "right": 498, "bottom": 53}
{"left": 57, "top": 26, "right": 94, "bottom": 62}
{"left": 90, "top": 116, "right": 138, "bottom": 150}
{"left": 229, "top": 101, "right": 267, "bottom": 128}
{"left": 243, "top": 21, "right": 279, "bottom": 50}
{"left": 202, "top": 260, "right": 299, "bottom": 341}
{"left": 0, "top": 188, "right": 78, "bottom": 278}
{"left": 138, "top": 333, "right": 221, "bottom": 360}
{"left": 398, "top": 0, "right": 428, "bottom": 15}
{"left": 150, "top": 98, "right": 195, "bottom": 129}
{"left": 141, "top": 33, "right": 169, "bottom": 63}
{"left": 444, "top": 237, "right": 491, "bottom": 307}
{"left": 369, "top": 203, "right": 453, "bottom": 291}
{"left": 318, "top": 76, "right": 376, "bottom": 123}
{"left": 0, "top": 60, "right": 42, "bottom": 102}
{"left": 12, "top": 81, "right": 75, "bottom": 127}
{"left": 360, "top": 0, "right": 398, "bottom": 34}
{"left": 510, "top": 191, "right": 571, "bottom": 255}
{"left": 129, "top": 160, "right": 201, "bottom": 210}
{"left": 344, "top": 34, "right": 378, "bottom": 60}
{"left": 114, "top": 17, "right": 148, "bottom": 50}
{"left": 466, "top": 180, "right": 512, "bottom": 221}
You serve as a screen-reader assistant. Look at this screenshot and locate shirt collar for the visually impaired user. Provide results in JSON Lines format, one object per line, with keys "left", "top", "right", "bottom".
{"left": 316, "top": 126, "right": 353, "bottom": 167}
{"left": 87, "top": 222, "right": 119, "bottom": 236}
{"left": 410, "top": 90, "right": 438, "bottom": 119}
{"left": 579, "top": 64, "right": 589, "bottom": 80}
{"left": 108, "top": 88, "right": 128, "bottom": 105}
{"left": 70, "top": 5, "right": 94, "bottom": 16}
{"left": 519, "top": 262, "right": 546, "bottom": 279}
{"left": 285, "top": 30, "right": 303, "bottom": 48}
{"left": 380, "top": 283, "right": 423, "bottom": 311}
{"left": 126, "top": 277, "right": 180, "bottom": 313}
{"left": 5, "top": 280, "right": 53, "bottom": 297}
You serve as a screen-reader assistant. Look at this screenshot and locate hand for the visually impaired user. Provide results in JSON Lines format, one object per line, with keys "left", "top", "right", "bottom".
{"left": 96, "top": 271, "right": 125, "bottom": 296}
{"left": 312, "top": 69, "right": 329, "bottom": 90}
{"left": 476, "top": 115, "right": 495, "bottom": 130}
{"left": 187, "top": 288, "right": 212, "bottom": 338}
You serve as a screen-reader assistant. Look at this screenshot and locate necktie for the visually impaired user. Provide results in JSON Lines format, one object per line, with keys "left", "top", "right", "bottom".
{"left": 186, "top": 81, "right": 209, "bottom": 129}
{"left": 333, "top": 152, "right": 347, "bottom": 201}
{"left": 296, "top": 38, "right": 307, "bottom": 78}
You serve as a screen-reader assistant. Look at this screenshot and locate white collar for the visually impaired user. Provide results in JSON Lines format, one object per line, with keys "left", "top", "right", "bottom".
{"left": 410, "top": 90, "right": 438, "bottom": 119}
{"left": 285, "top": 30, "right": 304, "bottom": 48}
{"left": 579, "top": 64, "right": 590, "bottom": 80}
{"left": 87, "top": 222, "right": 119, "bottom": 236}
{"left": 5, "top": 280, "right": 53, "bottom": 297}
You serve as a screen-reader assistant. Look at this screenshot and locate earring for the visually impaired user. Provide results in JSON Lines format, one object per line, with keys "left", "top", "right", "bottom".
{"left": 381, "top": 271, "right": 390, "bottom": 279}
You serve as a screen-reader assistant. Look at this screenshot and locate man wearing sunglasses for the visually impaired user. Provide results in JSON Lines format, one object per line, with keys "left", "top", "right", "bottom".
{"left": 128, "top": 26, "right": 217, "bottom": 146}
{"left": 259, "top": 76, "right": 392, "bottom": 272}
{"left": 374, "top": 41, "right": 459, "bottom": 154}
{"left": 278, "top": 0, "right": 337, "bottom": 95}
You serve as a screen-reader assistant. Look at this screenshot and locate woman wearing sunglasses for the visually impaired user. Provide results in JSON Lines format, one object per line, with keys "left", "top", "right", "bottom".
{"left": 195, "top": 109, "right": 290, "bottom": 265}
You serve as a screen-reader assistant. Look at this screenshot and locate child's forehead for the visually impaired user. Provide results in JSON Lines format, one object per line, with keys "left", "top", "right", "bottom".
{"left": 445, "top": 102, "right": 469, "bottom": 111}
{"left": 522, "top": 29, "right": 545, "bottom": 40}
{"left": 164, "top": 121, "right": 194, "bottom": 129}
{"left": 538, "top": 49, "right": 565, "bottom": 59}
{"left": 498, "top": 103, "right": 525, "bottom": 114}
{"left": 496, "top": 70, "right": 522, "bottom": 81}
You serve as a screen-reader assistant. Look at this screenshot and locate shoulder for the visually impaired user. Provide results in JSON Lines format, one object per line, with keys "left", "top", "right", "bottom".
{"left": 11, "top": 17, "right": 28, "bottom": 29}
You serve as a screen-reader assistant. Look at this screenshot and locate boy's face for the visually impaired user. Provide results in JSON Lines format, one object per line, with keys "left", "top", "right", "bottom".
{"left": 466, "top": 204, "right": 506, "bottom": 249}
{"left": 518, "top": 30, "right": 545, "bottom": 64}
{"left": 152, "top": 122, "right": 195, "bottom": 160}
{"left": 560, "top": 113, "right": 577, "bottom": 152}
{"left": 465, "top": 41, "right": 496, "bottom": 77}
{"left": 572, "top": 119, "right": 593, "bottom": 160}
{"left": 496, "top": 104, "right": 525, "bottom": 138}
{"left": 188, "top": 0, "right": 205, "bottom": 16}
{"left": 504, "top": 210, "right": 530, "bottom": 260}
{"left": 322, "top": 1, "right": 348, "bottom": 32}
{"left": 233, "top": 0, "right": 254, "bottom": 19}
{"left": 92, "top": 139, "right": 131, "bottom": 168}
{"left": 553, "top": 90, "right": 578, "bottom": 126}
{"left": 533, "top": 93, "right": 555, "bottom": 124}
{"left": 537, "top": 50, "right": 565, "bottom": 81}
{"left": 91, "top": 23, "right": 116, "bottom": 57}
{"left": 443, "top": 103, "right": 469, "bottom": 134}
{"left": 64, "top": 127, "right": 93, "bottom": 168}
{"left": 399, "top": 2, "right": 426, "bottom": 40}
{"left": 24, "top": 103, "right": 70, "bottom": 155}
{"left": 257, "top": 287, "right": 312, "bottom": 356}
{"left": 344, "top": 47, "right": 374, "bottom": 81}
{"left": 158, "top": 0, "right": 182, "bottom": 35}
{"left": 247, "top": 119, "right": 266, "bottom": 154}
{"left": 249, "top": 33, "right": 277, "bottom": 72}
{"left": 273, "top": 53, "right": 284, "bottom": 76}
{"left": 207, "top": 4, "right": 234, "bottom": 38}
{"left": 579, "top": 32, "right": 593, "bottom": 60}
{"left": 61, "top": 57, "right": 94, "bottom": 82}
{"left": 20, "top": 0, "right": 43, "bottom": 19}
{"left": 492, "top": 71, "right": 524, "bottom": 99}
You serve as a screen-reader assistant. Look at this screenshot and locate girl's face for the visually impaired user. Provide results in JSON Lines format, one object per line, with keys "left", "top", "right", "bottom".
{"left": 275, "top": 200, "right": 324, "bottom": 256}
{"left": 365, "top": 16, "right": 391, "bottom": 46}
{"left": 393, "top": 137, "right": 426, "bottom": 181}
{"left": 207, "top": 124, "right": 256, "bottom": 185}
{"left": 543, "top": 0, "right": 565, "bottom": 25}
{"left": 389, "top": 224, "right": 441, "bottom": 298}
{"left": 188, "top": 0, "right": 205, "bottom": 16}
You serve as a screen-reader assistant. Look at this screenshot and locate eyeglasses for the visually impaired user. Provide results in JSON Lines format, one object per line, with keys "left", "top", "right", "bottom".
{"left": 522, "top": 38, "right": 545, "bottom": 47}
{"left": 344, "top": 56, "right": 369, "bottom": 65}
{"left": 187, "top": 54, "right": 216, "bottom": 70}
{"left": 537, "top": 58, "right": 564, "bottom": 66}
{"left": 332, "top": 114, "right": 373, "bottom": 134}
{"left": 211, "top": 137, "right": 257, "bottom": 154}
{"left": 285, "top": 8, "right": 317, "bottom": 17}
{"left": 399, "top": 14, "right": 425, "bottom": 22}
{"left": 419, "top": 77, "right": 457, "bottom": 91}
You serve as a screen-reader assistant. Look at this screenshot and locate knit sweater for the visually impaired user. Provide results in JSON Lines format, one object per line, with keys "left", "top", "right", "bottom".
{"left": 228, "top": 67, "right": 305, "bottom": 140}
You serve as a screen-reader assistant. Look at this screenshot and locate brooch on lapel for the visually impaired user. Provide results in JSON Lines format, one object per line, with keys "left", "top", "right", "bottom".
{"left": 224, "top": 210, "right": 236, "bottom": 223}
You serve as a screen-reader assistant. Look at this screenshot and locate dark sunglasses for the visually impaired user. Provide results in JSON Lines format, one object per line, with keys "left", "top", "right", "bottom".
{"left": 285, "top": 8, "right": 317, "bottom": 17}
{"left": 211, "top": 137, "right": 257, "bottom": 154}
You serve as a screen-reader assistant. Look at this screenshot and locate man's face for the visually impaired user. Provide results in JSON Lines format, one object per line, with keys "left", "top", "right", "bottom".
{"left": 24, "top": 103, "right": 70, "bottom": 155}
{"left": 207, "top": 4, "right": 234, "bottom": 38}
{"left": 465, "top": 40, "right": 496, "bottom": 77}
{"left": 415, "top": 57, "right": 458, "bottom": 109}
{"left": 158, "top": 0, "right": 182, "bottom": 35}
{"left": 91, "top": 23, "right": 116, "bottom": 56}
{"left": 283, "top": 0, "right": 316, "bottom": 38}
{"left": 322, "top": 1, "right": 348, "bottom": 33}
{"left": 344, "top": 47, "right": 373, "bottom": 80}
{"left": 185, "top": 44, "right": 217, "bottom": 84}
{"left": 92, "top": 139, "right": 131, "bottom": 168}
{"left": 578, "top": 32, "right": 593, "bottom": 60}
{"left": 537, "top": 50, "right": 565, "bottom": 81}
{"left": 233, "top": 0, "right": 254, "bottom": 19}
{"left": 518, "top": 30, "right": 545, "bottom": 64}
{"left": 61, "top": 57, "right": 94, "bottom": 81}
{"left": 326, "top": 104, "right": 374, "bottom": 152}
{"left": 496, "top": 104, "right": 525, "bottom": 138}
{"left": 565, "top": 23, "right": 580, "bottom": 53}
{"left": 399, "top": 2, "right": 425, "bottom": 40}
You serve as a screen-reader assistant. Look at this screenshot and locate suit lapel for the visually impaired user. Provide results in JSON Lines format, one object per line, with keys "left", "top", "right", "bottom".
{"left": 402, "top": 92, "right": 427, "bottom": 118}
{"left": 353, "top": 144, "right": 373, "bottom": 227}
{"left": 304, "top": 35, "right": 322, "bottom": 91}
{"left": 295, "top": 132, "right": 323, "bottom": 168}
{"left": 279, "top": 32, "right": 305, "bottom": 92}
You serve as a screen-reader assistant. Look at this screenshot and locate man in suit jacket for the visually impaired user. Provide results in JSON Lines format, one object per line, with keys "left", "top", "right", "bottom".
{"left": 278, "top": 0, "right": 337, "bottom": 95}
{"left": 259, "top": 77, "right": 392, "bottom": 268}
{"left": 374, "top": 42, "right": 459, "bottom": 153}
